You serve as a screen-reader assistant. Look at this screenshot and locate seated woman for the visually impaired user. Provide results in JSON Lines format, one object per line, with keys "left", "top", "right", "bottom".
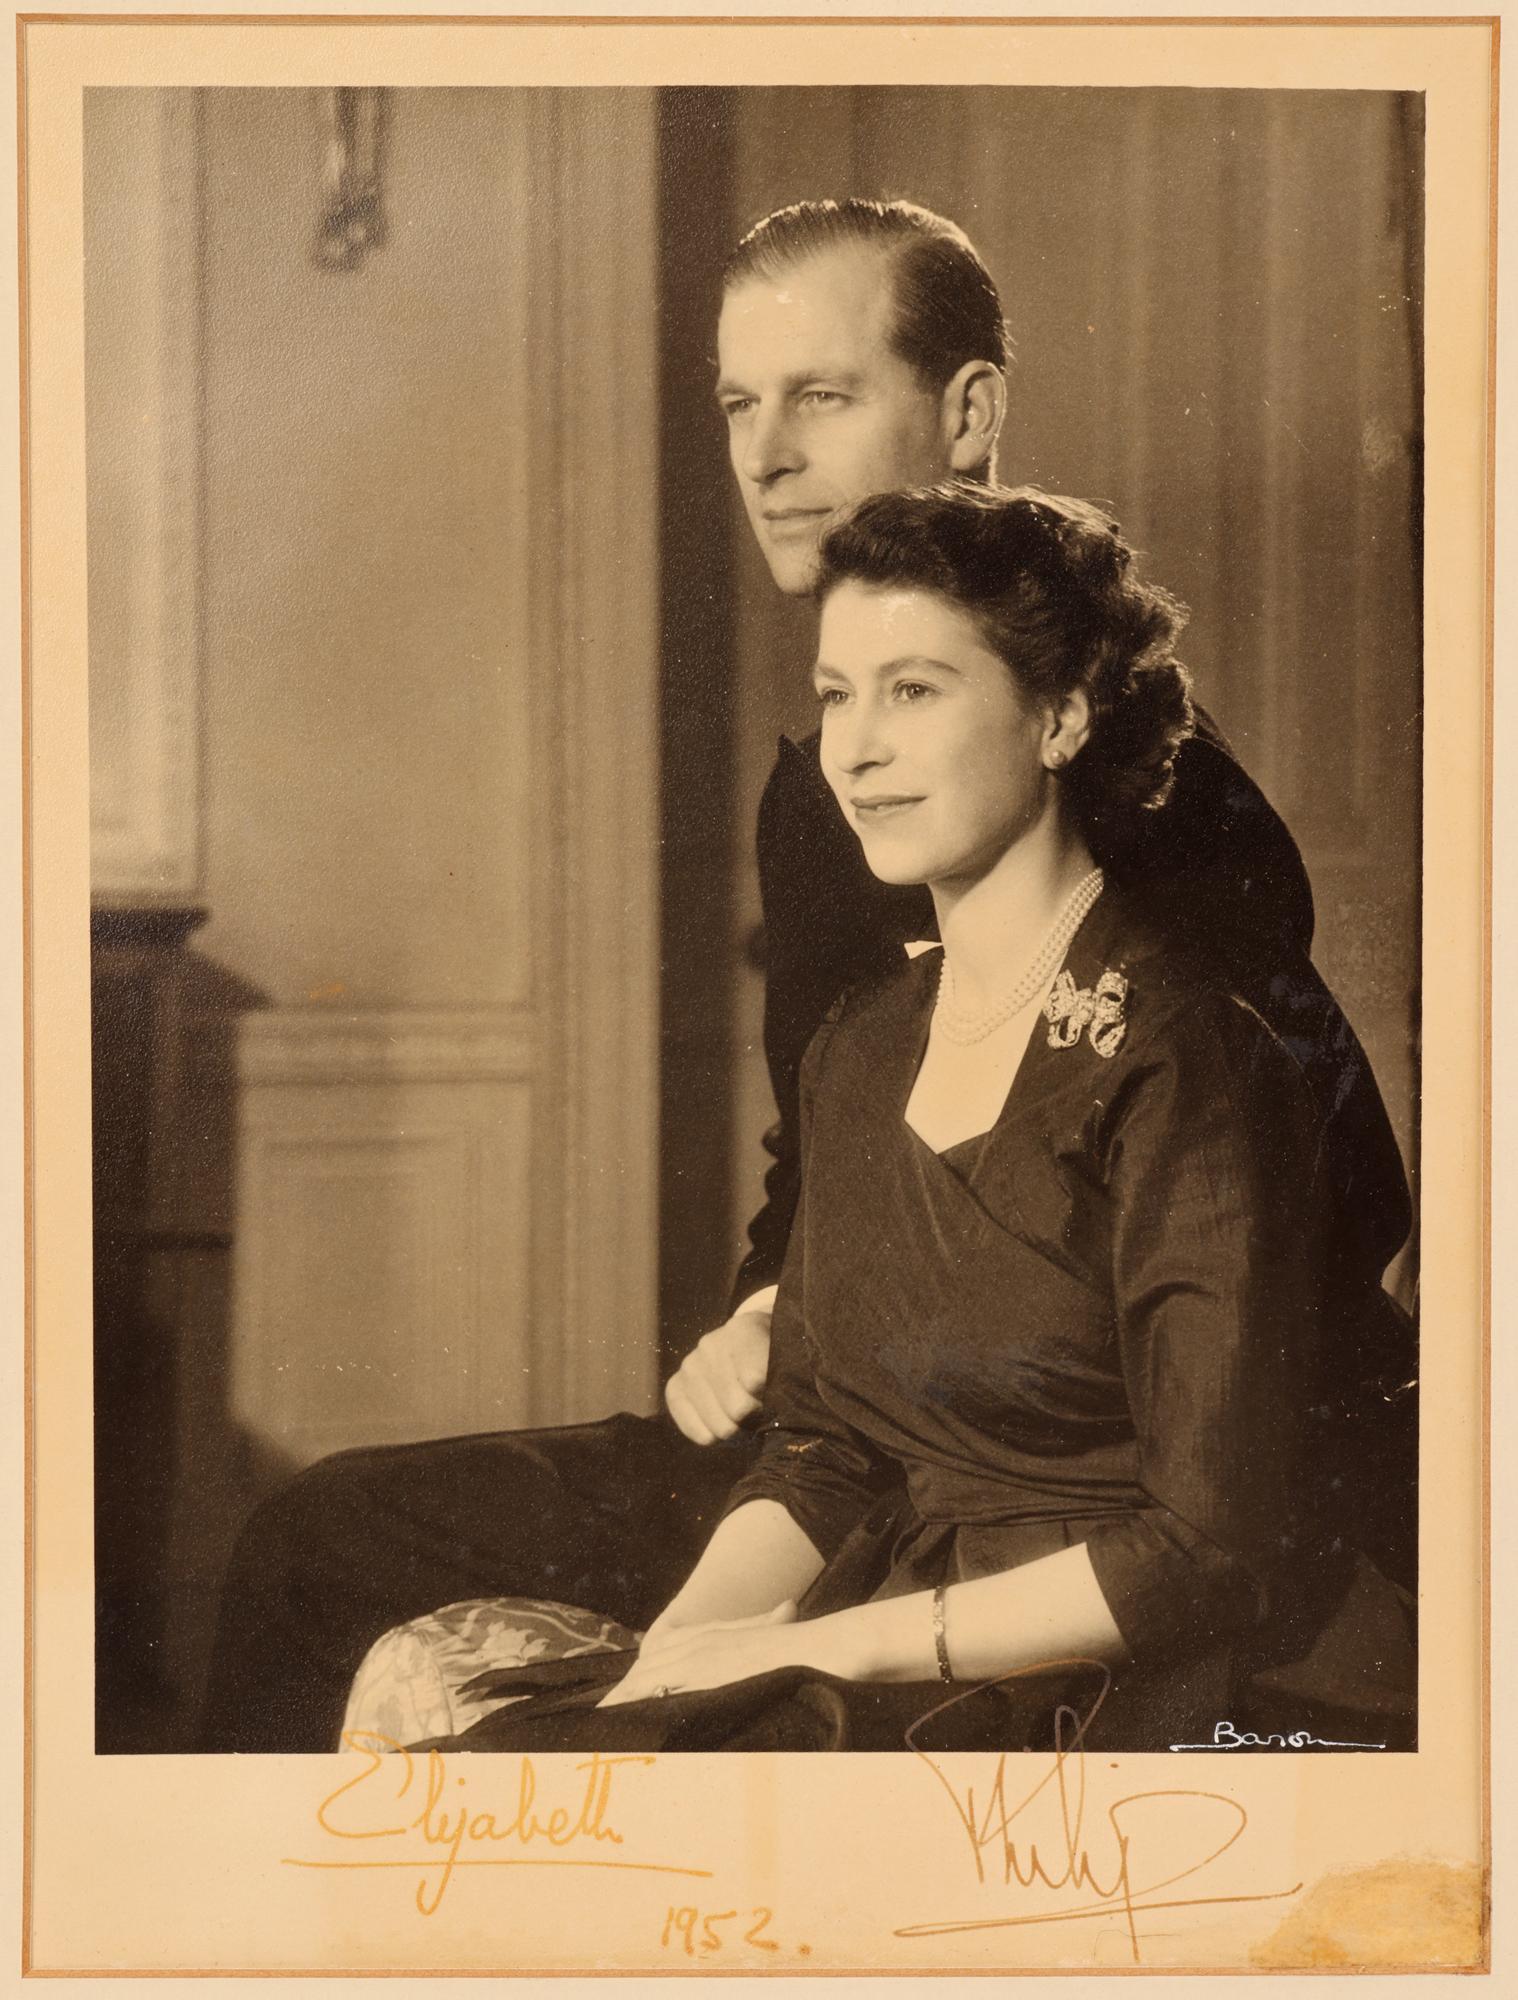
{"left": 360, "top": 483, "right": 1414, "bottom": 1756}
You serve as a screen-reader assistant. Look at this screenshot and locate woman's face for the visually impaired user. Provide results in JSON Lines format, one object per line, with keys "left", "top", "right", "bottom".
{"left": 814, "top": 580, "right": 1052, "bottom": 890}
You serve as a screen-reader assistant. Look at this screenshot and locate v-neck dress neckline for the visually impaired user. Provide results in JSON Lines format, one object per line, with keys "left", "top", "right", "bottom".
{"left": 899, "top": 897, "right": 1105, "bottom": 1188}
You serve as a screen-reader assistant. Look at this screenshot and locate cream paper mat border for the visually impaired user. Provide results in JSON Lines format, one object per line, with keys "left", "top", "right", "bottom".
{"left": 13, "top": 4, "right": 1496, "bottom": 1980}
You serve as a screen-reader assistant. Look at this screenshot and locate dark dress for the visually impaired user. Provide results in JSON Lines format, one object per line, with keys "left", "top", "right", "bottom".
{"left": 428, "top": 891, "right": 1415, "bottom": 1755}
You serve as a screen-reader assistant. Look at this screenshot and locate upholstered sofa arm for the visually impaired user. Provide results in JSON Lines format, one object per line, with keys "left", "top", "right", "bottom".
{"left": 341, "top": 1597, "right": 641, "bottom": 1750}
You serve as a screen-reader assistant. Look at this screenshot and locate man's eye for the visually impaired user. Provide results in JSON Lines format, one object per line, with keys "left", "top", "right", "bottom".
{"left": 800, "top": 389, "right": 845, "bottom": 408}
{"left": 721, "top": 398, "right": 754, "bottom": 420}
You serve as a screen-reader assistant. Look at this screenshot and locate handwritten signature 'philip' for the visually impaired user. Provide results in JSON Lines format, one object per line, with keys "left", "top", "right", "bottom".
{"left": 897, "top": 1663, "right": 1304, "bottom": 1963}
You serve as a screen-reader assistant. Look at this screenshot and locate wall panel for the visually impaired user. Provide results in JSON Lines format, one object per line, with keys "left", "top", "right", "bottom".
{"left": 233, "top": 1010, "right": 532, "bottom": 1462}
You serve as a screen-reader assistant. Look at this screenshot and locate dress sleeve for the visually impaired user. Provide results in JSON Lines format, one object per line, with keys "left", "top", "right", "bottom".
{"left": 1082, "top": 988, "right": 1334, "bottom": 1668}
{"left": 721, "top": 1006, "right": 892, "bottom": 1560}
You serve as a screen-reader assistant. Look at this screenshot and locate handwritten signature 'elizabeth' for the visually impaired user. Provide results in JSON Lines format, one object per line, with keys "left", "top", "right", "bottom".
{"left": 283, "top": 1733, "right": 710, "bottom": 1916}
{"left": 897, "top": 1664, "right": 1304, "bottom": 1963}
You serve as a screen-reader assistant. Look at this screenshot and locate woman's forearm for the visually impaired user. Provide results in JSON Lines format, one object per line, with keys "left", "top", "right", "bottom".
{"left": 814, "top": 1542, "right": 1127, "bottom": 1684}
{"left": 651, "top": 1499, "right": 827, "bottom": 1634}
{"left": 606, "top": 1532, "right": 1127, "bottom": 1709}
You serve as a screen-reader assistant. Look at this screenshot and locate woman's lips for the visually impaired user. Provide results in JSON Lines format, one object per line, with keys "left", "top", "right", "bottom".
{"left": 851, "top": 796, "right": 923, "bottom": 820}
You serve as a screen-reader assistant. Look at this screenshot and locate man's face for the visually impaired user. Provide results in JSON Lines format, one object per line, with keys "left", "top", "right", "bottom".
{"left": 716, "top": 245, "right": 955, "bottom": 595}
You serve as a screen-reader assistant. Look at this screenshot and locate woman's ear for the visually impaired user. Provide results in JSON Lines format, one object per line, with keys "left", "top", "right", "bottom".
{"left": 943, "top": 360, "right": 1006, "bottom": 476}
{"left": 1043, "top": 689, "right": 1092, "bottom": 770}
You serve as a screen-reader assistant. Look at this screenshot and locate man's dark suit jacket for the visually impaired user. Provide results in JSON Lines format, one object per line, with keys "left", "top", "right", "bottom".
{"left": 734, "top": 707, "right": 1414, "bottom": 1318}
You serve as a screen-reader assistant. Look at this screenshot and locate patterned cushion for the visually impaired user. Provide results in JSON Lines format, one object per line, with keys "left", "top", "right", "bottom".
{"left": 340, "top": 1597, "right": 640, "bottom": 1751}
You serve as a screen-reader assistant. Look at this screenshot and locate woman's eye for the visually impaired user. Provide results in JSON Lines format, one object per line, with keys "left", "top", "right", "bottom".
{"left": 816, "top": 686, "right": 849, "bottom": 708}
{"left": 894, "top": 681, "right": 935, "bottom": 703}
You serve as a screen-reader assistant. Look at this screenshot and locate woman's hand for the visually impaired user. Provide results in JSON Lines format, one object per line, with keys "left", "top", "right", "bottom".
{"left": 597, "top": 1601, "right": 818, "bottom": 1707}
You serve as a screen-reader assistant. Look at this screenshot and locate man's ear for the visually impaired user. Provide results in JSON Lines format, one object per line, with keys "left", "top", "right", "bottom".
{"left": 943, "top": 360, "right": 1007, "bottom": 475}
{"left": 1044, "top": 688, "right": 1093, "bottom": 768}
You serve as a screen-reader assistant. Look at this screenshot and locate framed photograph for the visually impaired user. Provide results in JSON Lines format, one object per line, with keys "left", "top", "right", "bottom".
{"left": 17, "top": 2, "right": 1495, "bottom": 1977}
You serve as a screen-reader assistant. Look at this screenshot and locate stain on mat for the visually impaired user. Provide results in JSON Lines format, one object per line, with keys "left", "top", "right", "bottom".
{"left": 1250, "top": 1859, "right": 1486, "bottom": 1970}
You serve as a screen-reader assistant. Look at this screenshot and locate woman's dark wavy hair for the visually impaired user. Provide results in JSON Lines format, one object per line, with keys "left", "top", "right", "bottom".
{"left": 814, "top": 482, "right": 1194, "bottom": 857}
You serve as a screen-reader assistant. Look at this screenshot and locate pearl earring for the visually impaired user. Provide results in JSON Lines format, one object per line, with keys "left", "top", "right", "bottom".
{"left": 1047, "top": 748, "right": 1068, "bottom": 770}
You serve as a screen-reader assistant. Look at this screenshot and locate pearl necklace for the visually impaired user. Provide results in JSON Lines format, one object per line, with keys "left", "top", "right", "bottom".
{"left": 934, "top": 868, "right": 1106, "bottom": 1045}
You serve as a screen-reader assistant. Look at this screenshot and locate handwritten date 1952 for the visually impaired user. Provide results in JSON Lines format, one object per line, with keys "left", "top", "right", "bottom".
{"left": 660, "top": 1905, "right": 804, "bottom": 1957}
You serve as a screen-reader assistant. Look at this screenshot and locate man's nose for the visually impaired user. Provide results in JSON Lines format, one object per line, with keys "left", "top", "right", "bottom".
{"left": 741, "top": 401, "right": 804, "bottom": 484}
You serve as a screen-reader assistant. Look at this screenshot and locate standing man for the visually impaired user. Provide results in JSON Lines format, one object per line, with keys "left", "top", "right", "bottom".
{"left": 200, "top": 200, "right": 1410, "bottom": 1754}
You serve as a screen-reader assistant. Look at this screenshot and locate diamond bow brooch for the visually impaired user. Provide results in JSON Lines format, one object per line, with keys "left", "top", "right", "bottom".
{"left": 1044, "top": 967, "right": 1129, "bottom": 1059}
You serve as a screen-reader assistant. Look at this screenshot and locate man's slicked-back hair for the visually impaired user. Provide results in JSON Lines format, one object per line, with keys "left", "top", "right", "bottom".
{"left": 723, "top": 198, "right": 1010, "bottom": 387}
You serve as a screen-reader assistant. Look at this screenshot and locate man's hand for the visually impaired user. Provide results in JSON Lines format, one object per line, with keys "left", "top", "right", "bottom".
{"left": 664, "top": 1306, "right": 772, "bottom": 1444}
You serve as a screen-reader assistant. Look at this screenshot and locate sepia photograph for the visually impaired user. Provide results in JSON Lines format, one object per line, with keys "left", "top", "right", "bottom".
{"left": 20, "top": 6, "right": 1492, "bottom": 1977}
{"left": 88, "top": 77, "right": 1423, "bottom": 1763}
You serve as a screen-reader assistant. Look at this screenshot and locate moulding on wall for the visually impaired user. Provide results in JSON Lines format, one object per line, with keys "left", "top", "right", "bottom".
{"left": 238, "top": 1006, "right": 535, "bottom": 1087}
{"left": 522, "top": 89, "right": 662, "bottom": 1428}
{"left": 86, "top": 89, "right": 204, "bottom": 905}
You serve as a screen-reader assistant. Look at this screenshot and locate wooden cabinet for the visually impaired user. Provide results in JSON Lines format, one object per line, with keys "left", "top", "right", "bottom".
{"left": 91, "top": 908, "right": 259, "bottom": 1749}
